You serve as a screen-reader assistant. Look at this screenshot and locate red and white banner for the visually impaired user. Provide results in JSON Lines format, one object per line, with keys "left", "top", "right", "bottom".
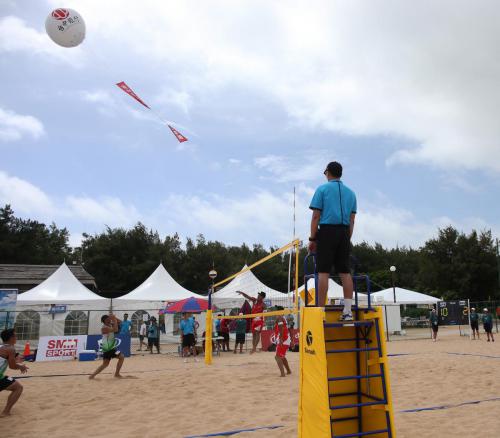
{"left": 116, "top": 81, "right": 151, "bottom": 109}
{"left": 168, "top": 125, "right": 188, "bottom": 143}
{"left": 36, "top": 335, "right": 87, "bottom": 361}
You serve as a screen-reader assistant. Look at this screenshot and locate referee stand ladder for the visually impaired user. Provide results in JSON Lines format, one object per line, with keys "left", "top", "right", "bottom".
{"left": 298, "top": 254, "right": 396, "bottom": 438}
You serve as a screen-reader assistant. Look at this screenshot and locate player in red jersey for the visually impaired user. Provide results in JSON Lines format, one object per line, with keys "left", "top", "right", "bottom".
{"left": 273, "top": 313, "right": 292, "bottom": 377}
{"left": 237, "top": 291, "right": 266, "bottom": 354}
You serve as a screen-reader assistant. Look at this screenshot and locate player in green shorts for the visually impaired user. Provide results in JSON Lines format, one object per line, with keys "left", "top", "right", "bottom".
{"left": 89, "top": 313, "right": 125, "bottom": 379}
{"left": 0, "top": 329, "right": 28, "bottom": 416}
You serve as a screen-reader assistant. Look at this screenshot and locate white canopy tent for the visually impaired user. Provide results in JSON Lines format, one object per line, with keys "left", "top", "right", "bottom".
{"left": 116, "top": 263, "right": 200, "bottom": 303}
{"left": 212, "top": 265, "right": 290, "bottom": 309}
{"left": 114, "top": 264, "right": 204, "bottom": 339}
{"left": 16, "top": 263, "right": 108, "bottom": 341}
{"left": 17, "top": 262, "right": 106, "bottom": 304}
{"left": 371, "top": 287, "right": 439, "bottom": 305}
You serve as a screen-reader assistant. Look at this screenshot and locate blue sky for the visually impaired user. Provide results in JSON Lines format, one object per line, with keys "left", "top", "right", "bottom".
{"left": 1, "top": 0, "right": 499, "bottom": 249}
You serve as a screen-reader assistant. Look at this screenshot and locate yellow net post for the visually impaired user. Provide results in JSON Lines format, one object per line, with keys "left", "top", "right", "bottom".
{"left": 204, "top": 309, "right": 213, "bottom": 365}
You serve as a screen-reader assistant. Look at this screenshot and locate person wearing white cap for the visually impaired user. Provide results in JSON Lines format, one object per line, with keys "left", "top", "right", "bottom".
{"left": 470, "top": 308, "right": 480, "bottom": 340}
{"left": 234, "top": 313, "right": 247, "bottom": 354}
{"left": 482, "top": 308, "right": 494, "bottom": 342}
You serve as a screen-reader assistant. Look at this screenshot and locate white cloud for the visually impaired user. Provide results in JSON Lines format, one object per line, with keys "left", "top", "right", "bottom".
{"left": 154, "top": 88, "right": 192, "bottom": 115}
{"left": 0, "top": 171, "right": 54, "bottom": 215}
{"left": 0, "top": 15, "right": 84, "bottom": 65}
{"left": 65, "top": 196, "right": 141, "bottom": 227}
{"left": 45, "top": 0, "right": 500, "bottom": 173}
{"left": 254, "top": 152, "right": 335, "bottom": 183}
{"left": 0, "top": 107, "right": 45, "bottom": 142}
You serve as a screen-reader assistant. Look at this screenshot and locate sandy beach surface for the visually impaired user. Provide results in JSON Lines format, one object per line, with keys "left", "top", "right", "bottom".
{"left": 1, "top": 333, "right": 500, "bottom": 438}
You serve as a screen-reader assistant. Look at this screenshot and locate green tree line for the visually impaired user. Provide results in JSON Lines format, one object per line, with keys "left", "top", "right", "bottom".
{"left": 1, "top": 205, "right": 499, "bottom": 300}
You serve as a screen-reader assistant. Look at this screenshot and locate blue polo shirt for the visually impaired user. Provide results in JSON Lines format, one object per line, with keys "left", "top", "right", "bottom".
{"left": 180, "top": 317, "right": 196, "bottom": 335}
{"left": 309, "top": 180, "right": 357, "bottom": 225}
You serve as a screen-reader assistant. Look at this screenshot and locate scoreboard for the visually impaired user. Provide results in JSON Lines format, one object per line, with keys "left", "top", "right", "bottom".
{"left": 437, "top": 300, "right": 469, "bottom": 325}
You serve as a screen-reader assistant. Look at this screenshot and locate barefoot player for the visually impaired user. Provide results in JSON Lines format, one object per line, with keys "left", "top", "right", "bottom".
{"left": 89, "top": 314, "right": 125, "bottom": 379}
{"left": 237, "top": 291, "right": 266, "bottom": 354}
{"left": 273, "top": 313, "right": 292, "bottom": 377}
{"left": 0, "top": 329, "right": 28, "bottom": 416}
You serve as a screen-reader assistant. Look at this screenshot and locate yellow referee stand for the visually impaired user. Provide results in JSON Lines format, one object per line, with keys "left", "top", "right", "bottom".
{"left": 298, "top": 265, "right": 396, "bottom": 438}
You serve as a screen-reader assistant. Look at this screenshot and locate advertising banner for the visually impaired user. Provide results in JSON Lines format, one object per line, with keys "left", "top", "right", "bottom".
{"left": 0, "top": 289, "right": 18, "bottom": 330}
{"left": 36, "top": 335, "right": 87, "bottom": 361}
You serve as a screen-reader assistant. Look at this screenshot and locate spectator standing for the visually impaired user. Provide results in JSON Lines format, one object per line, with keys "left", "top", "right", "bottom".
{"left": 148, "top": 317, "right": 160, "bottom": 354}
{"left": 138, "top": 320, "right": 147, "bottom": 351}
{"left": 180, "top": 313, "right": 198, "bottom": 362}
{"left": 430, "top": 308, "right": 439, "bottom": 342}
{"left": 470, "top": 308, "right": 480, "bottom": 340}
{"left": 482, "top": 308, "right": 495, "bottom": 342}
{"left": 119, "top": 313, "right": 132, "bottom": 336}
{"left": 234, "top": 313, "right": 247, "bottom": 354}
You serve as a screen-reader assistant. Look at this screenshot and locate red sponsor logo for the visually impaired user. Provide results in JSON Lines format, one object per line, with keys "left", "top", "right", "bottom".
{"left": 52, "top": 9, "right": 70, "bottom": 20}
{"left": 45, "top": 338, "right": 79, "bottom": 357}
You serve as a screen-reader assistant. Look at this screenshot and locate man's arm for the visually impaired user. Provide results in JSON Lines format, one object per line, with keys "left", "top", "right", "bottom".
{"left": 349, "top": 213, "right": 356, "bottom": 239}
{"left": 237, "top": 291, "right": 256, "bottom": 302}
{"left": 278, "top": 322, "right": 284, "bottom": 345}
{"left": 6, "top": 347, "right": 28, "bottom": 374}
{"left": 308, "top": 209, "right": 321, "bottom": 253}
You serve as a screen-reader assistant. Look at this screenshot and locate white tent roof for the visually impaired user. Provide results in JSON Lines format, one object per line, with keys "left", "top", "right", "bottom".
{"left": 371, "top": 287, "right": 439, "bottom": 304}
{"left": 298, "top": 278, "right": 367, "bottom": 300}
{"left": 17, "top": 262, "right": 106, "bottom": 304}
{"left": 212, "top": 265, "right": 287, "bottom": 308}
{"left": 117, "top": 264, "right": 199, "bottom": 302}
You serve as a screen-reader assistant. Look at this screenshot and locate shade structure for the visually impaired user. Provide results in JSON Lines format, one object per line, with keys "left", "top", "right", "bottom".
{"left": 371, "top": 287, "right": 439, "bottom": 304}
{"left": 17, "top": 262, "right": 106, "bottom": 304}
{"left": 211, "top": 265, "right": 289, "bottom": 309}
{"left": 117, "top": 263, "right": 200, "bottom": 302}
{"left": 161, "top": 297, "right": 209, "bottom": 314}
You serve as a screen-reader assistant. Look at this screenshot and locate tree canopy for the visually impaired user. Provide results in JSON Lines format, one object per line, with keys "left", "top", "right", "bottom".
{"left": 1, "top": 205, "right": 499, "bottom": 300}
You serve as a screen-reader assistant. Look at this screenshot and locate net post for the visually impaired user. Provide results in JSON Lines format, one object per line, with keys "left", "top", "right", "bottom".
{"left": 205, "top": 309, "right": 213, "bottom": 365}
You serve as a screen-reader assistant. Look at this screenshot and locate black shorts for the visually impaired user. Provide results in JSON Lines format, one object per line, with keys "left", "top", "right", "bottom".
{"left": 139, "top": 335, "right": 145, "bottom": 341}
{"left": 236, "top": 333, "right": 246, "bottom": 344}
{"left": 0, "top": 376, "right": 15, "bottom": 391}
{"left": 484, "top": 323, "right": 492, "bottom": 333}
{"left": 102, "top": 348, "right": 120, "bottom": 360}
{"left": 182, "top": 334, "right": 195, "bottom": 348}
{"left": 471, "top": 322, "right": 479, "bottom": 330}
{"left": 148, "top": 338, "right": 160, "bottom": 348}
{"left": 316, "top": 225, "right": 351, "bottom": 273}
{"left": 220, "top": 332, "right": 229, "bottom": 342}
{"left": 432, "top": 324, "right": 438, "bottom": 332}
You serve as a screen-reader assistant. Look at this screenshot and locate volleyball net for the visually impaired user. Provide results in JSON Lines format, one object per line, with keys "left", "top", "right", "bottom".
{"left": 205, "top": 239, "right": 300, "bottom": 364}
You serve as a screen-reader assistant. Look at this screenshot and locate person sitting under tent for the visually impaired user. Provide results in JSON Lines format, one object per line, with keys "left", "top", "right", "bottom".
{"left": 0, "top": 329, "right": 28, "bottom": 416}
{"left": 237, "top": 291, "right": 266, "bottom": 354}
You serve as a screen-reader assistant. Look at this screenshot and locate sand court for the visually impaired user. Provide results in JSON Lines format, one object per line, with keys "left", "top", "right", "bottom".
{"left": 1, "top": 336, "right": 500, "bottom": 438}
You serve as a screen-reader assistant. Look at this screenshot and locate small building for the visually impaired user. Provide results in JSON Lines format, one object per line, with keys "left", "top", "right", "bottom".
{"left": 0, "top": 264, "right": 97, "bottom": 294}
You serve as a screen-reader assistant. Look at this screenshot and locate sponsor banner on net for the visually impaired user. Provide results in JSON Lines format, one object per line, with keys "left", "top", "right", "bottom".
{"left": 36, "top": 335, "right": 87, "bottom": 361}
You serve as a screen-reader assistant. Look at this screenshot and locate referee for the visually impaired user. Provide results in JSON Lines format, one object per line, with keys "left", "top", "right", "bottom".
{"left": 308, "top": 161, "right": 357, "bottom": 321}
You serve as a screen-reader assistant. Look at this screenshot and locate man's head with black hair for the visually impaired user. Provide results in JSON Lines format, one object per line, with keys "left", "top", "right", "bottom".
{"left": 1, "top": 328, "right": 16, "bottom": 344}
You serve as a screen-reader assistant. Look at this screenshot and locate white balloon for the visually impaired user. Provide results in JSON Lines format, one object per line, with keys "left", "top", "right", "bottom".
{"left": 45, "top": 8, "right": 85, "bottom": 48}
